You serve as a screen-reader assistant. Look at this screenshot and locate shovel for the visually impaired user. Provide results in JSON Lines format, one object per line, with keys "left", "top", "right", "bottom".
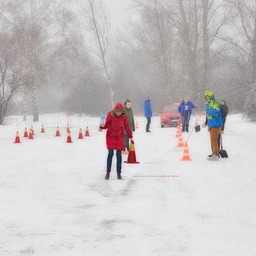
{"left": 219, "top": 133, "right": 228, "bottom": 158}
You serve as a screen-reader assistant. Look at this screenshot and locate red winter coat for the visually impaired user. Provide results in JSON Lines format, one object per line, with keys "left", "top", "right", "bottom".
{"left": 101, "top": 111, "right": 133, "bottom": 150}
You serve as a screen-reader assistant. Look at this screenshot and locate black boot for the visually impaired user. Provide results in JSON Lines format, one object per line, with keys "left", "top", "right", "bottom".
{"left": 105, "top": 171, "right": 110, "bottom": 180}
{"left": 117, "top": 173, "right": 122, "bottom": 179}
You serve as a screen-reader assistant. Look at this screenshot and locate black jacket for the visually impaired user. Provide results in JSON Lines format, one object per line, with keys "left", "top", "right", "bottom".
{"left": 221, "top": 104, "right": 228, "bottom": 118}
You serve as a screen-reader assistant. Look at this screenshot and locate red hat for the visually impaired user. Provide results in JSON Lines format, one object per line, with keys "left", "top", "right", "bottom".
{"left": 114, "top": 103, "right": 123, "bottom": 110}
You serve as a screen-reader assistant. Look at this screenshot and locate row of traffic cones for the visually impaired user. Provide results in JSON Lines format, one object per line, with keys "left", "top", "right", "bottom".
{"left": 14, "top": 127, "right": 140, "bottom": 164}
{"left": 58, "top": 127, "right": 91, "bottom": 143}
{"left": 14, "top": 126, "right": 91, "bottom": 144}
{"left": 55, "top": 126, "right": 90, "bottom": 138}
{"left": 23, "top": 127, "right": 35, "bottom": 138}
{"left": 14, "top": 125, "right": 140, "bottom": 164}
{"left": 13, "top": 119, "right": 140, "bottom": 164}
{"left": 24, "top": 125, "right": 44, "bottom": 136}
{"left": 176, "top": 123, "right": 191, "bottom": 161}
{"left": 22, "top": 125, "right": 90, "bottom": 137}
{"left": 59, "top": 126, "right": 91, "bottom": 143}
{"left": 14, "top": 129, "right": 34, "bottom": 143}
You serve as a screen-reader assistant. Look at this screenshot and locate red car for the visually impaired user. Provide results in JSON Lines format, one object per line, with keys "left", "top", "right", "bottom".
{"left": 160, "top": 104, "right": 180, "bottom": 127}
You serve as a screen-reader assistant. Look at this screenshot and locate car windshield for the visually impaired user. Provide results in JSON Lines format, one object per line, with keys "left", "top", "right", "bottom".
{"left": 163, "top": 106, "right": 178, "bottom": 113}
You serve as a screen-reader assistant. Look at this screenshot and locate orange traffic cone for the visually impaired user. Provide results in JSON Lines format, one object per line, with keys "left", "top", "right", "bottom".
{"left": 84, "top": 126, "right": 90, "bottom": 137}
{"left": 55, "top": 126, "right": 61, "bottom": 137}
{"left": 177, "top": 134, "right": 184, "bottom": 147}
{"left": 67, "top": 125, "right": 70, "bottom": 133}
{"left": 181, "top": 142, "right": 191, "bottom": 161}
{"left": 28, "top": 129, "right": 34, "bottom": 139}
{"left": 66, "top": 131, "right": 72, "bottom": 143}
{"left": 124, "top": 141, "right": 140, "bottom": 164}
{"left": 23, "top": 127, "right": 29, "bottom": 137}
{"left": 78, "top": 128, "right": 83, "bottom": 139}
{"left": 14, "top": 131, "right": 21, "bottom": 143}
{"left": 31, "top": 126, "right": 35, "bottom": 135}
{"left": 41, "top": 124, "right": 45, "bottom": 133}
{"left": 176, "top": 125, "right": 181, "bottom": 138}
{"left": 179, "top": 123, "right": 182, "bottom": 132}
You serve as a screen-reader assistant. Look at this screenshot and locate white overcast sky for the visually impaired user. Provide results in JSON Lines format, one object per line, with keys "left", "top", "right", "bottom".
{"left": 104, "top": 0, "right": 133, "bottom": 29}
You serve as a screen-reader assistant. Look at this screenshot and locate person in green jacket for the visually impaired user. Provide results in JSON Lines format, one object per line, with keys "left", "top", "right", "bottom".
{"left": 123, "top": 99, "right": 135, "bottom": 153}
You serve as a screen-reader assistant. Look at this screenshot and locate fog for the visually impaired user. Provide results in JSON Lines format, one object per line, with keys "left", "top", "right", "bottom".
{"left": 1, "top": 0, "right": 256, "bottom": 123}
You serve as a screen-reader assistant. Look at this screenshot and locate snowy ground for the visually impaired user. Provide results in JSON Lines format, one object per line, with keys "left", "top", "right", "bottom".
{"left": 1, "top": 113, "right": 256, "bottom": 256}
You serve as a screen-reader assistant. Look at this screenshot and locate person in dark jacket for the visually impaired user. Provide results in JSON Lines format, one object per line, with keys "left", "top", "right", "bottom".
{"left": 221, "top": 100, "right": 228, "bottom": 132}
{"left": 100, "top": 103, "right": 133, "bottom": 180}
{"left": 178, "top": 97, "right": 196, "bottom": 132}
{"left": 144, "top": 96, "right": 153, "bottom": 132}
{"left": 123, "top": 99, "right": 135, "bottom": 153}
{"left": 204, "top": 90, "right": 223, "bottom": 161}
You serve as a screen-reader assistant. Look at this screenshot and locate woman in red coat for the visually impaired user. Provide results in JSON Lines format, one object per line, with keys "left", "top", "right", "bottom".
{"left": 100, "top": 103, "right": 133, "bottom": 180}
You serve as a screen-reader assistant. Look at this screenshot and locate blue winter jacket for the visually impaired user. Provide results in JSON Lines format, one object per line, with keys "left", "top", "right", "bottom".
{"left": 205, "top": 102, "right": 223, "bottom": 128}
{"left": 178, "top": 101, "right": 195, "bottom": 117}
{"left": 144, "top": 99, "right": 152, "bottom": 118}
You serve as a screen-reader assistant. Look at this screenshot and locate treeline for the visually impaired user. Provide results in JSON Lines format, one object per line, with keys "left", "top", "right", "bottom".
{"left": 1, "top": 0, "right": 256, "bottom": 124}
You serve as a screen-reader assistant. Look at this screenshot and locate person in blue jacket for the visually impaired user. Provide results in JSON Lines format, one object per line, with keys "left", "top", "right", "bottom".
{"left": 144, "top": 96, "right": 153, "bottom": 132}
{"left": 178, "top": 96, "right": 196, "bottom": 132}
{"left": 204, "top": 90, "right": 223, "bottom": 161}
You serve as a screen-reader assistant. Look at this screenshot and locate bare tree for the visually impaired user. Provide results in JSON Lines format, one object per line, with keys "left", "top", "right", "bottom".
{"left": 169, "top": 0, "right": 201, "bottom": 99}
{"left": 2, "top": 0, "right": 68, "bottom": 121}
{"left": 129, "top": 0, "right": 180, "bottom": 102}
{"left": 234, "top": 0, "right": 256, "bottom": 82}
{"left": 0, "top": 35, "right": 26, "bottom": 124}
{"left": 220, "top": 0, "right": 256, "bottom": 117}
{"left": 199, "top": 0, "right": 232, "bottom": 101}
{"left": 80, "top": 0, "right": 114, "bottom": 108}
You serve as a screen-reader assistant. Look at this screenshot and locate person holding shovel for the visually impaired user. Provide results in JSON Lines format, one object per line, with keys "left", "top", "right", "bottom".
{"left": 204, "top": 90, "right": 223, "bottom": 161}
{"left": 178, "top": 96, "right": 196, "bottom": 132}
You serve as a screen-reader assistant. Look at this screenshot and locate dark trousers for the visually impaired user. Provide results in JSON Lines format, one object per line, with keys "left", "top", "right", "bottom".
{"left": 222, "top": 117, "right": 226, "bottom": 131}
{"left": 124, "top": 134, "right": 129, "bottom": 151}
{"left": 146, "top": 117, "right": 151, "bottom": 132}
{"left": 107, "top": 149, "right": 122, "bottom": 173}
{"left": 182, "top": 111, "right": 190, "bottom": 132}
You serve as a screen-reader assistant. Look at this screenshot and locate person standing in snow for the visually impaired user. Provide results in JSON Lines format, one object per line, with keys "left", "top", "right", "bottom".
{"left": 221, "top": 100, "right": 228, "bottom": 132}
{"left": 178, "top": 96, "right": 196, "bottom": 132}
{"left": 204, "top": 90, "right": 223, "bottom": 161}
{"left": 144, "top": 96, "right": 153, "bottom": 132}
{"left": 100, "top": 103, "right": 133, "bottom": 180}
{"left": 123, "top": 99, "right": 135, "bottom": 153}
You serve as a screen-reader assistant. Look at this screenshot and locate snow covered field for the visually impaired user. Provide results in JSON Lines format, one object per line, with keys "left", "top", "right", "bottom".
{"left": 1, "top": 113, "right": 256, "bottom": 256}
